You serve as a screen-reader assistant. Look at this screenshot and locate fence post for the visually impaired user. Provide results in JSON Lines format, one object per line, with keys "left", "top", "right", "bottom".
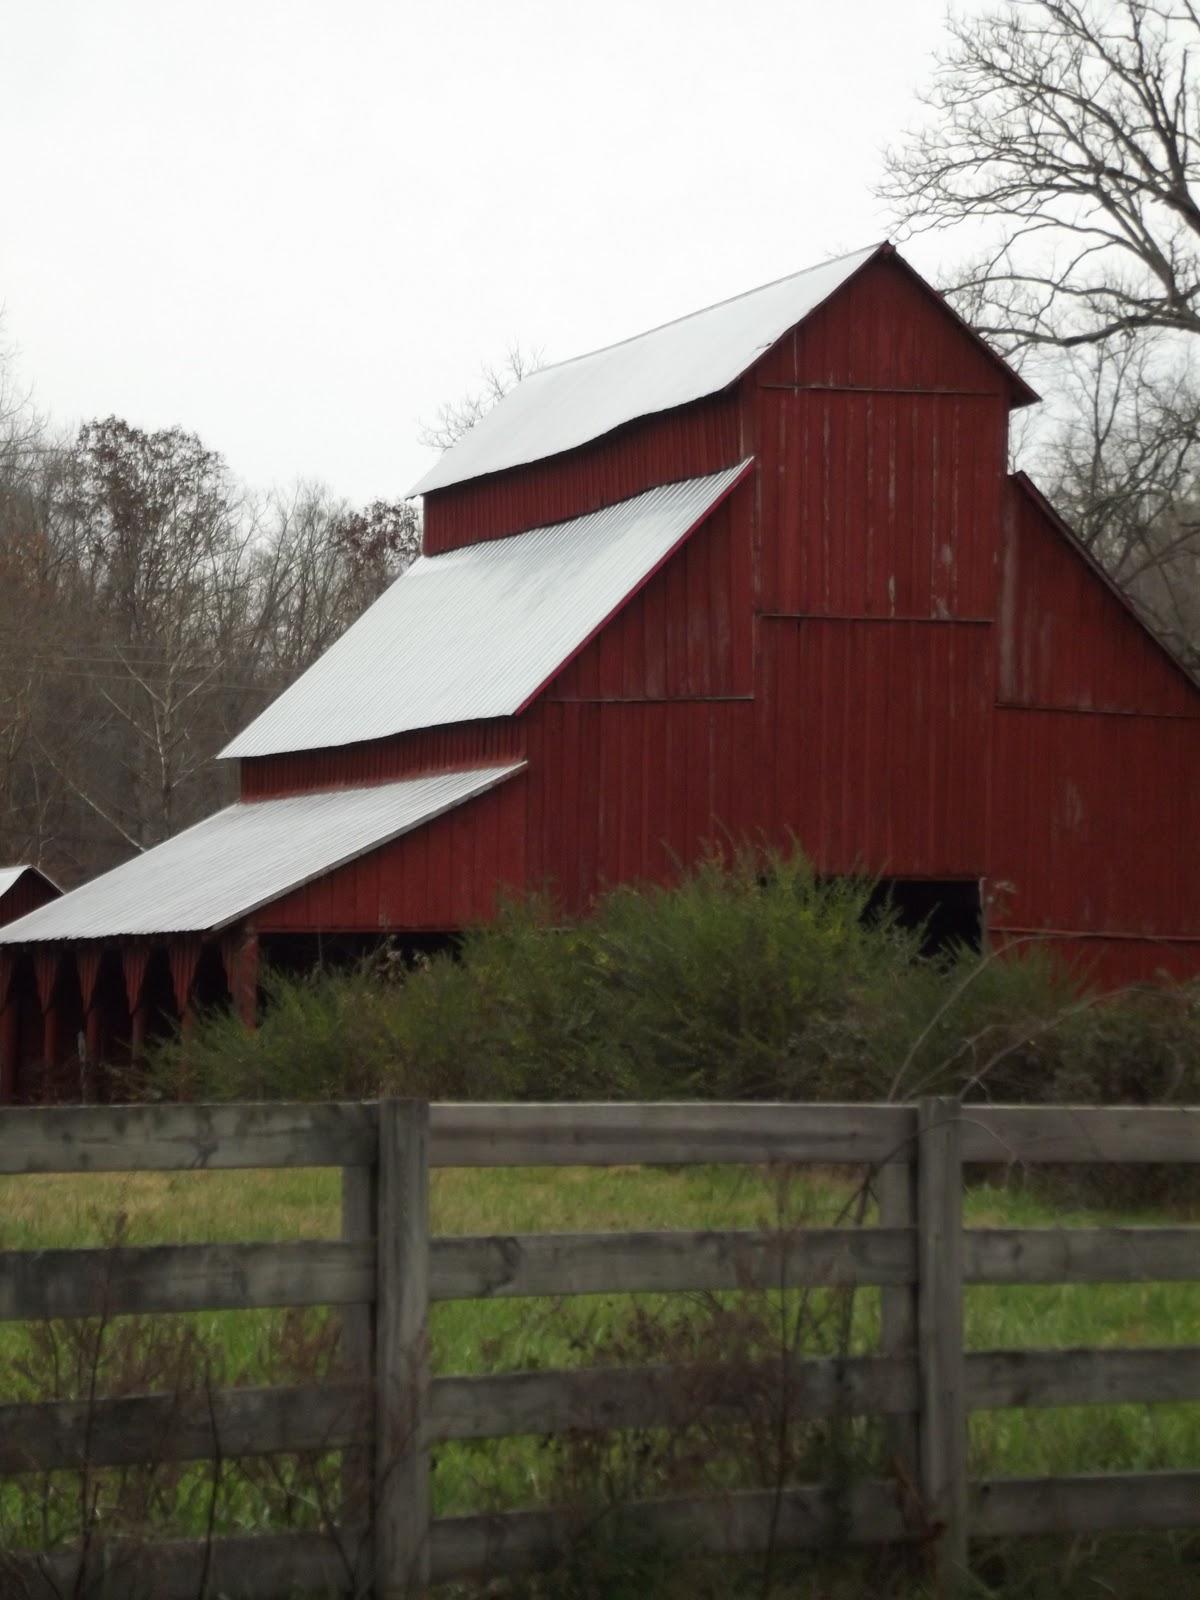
{"left": 375, "top": 1100, "right": 431, "bottom": 1597}
{"left": 917, "top": 1095, "right": 967, "bottom": 1590}
{"left": 877, "top": 1155, "right": 919, "bottom": 1477}
{"left": 341, "top": 1161, "right": 378, "bottom": 1533}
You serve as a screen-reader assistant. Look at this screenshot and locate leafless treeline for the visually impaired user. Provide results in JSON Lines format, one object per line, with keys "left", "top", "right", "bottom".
{"left": 0, "top": 374, "right": 417, "bottom": 887}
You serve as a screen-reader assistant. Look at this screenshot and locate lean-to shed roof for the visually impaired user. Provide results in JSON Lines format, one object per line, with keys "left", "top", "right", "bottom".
{"left": 222, "top": 461, "right": 751, "bottom": 760}
{"left": 0, "top": 767, "right": 523, "bottom": 942}
{"left": 410, "top": 246, "right": 880, "bottom": 495}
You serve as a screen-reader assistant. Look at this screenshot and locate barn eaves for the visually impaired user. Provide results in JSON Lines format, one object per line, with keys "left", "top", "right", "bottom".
{"left": 0, "top": 767, "right": 524, "bottom": 943}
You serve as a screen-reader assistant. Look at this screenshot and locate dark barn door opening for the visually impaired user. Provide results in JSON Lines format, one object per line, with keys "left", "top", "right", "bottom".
{"left": 866, "top": 878, "right": 983, "bottom": 956}
{"left": 258, "top": 931, "right": 461, "bottom": 978}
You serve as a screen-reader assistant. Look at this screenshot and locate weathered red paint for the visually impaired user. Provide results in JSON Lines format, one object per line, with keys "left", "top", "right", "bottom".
{"left": 221, "top": 928, "right": 260, "bottom": 1028}
{"left": 259, "top": 774, "right": 528, "bottom": 931}
{"left": 998, "top": 475, "right": 1198, "bottom": 716}
{"left": 168, "top": 939, "right": 202, "bottom": 1019}
{"left": 985, "top": 475, "right": 1200, "bottom": 976}
{"left": 422, "top": 392, "right": 745, "bottom": 553}
{"left": 123, "top": 945, "right": 152, "bottom": 1058}
{"left": 240, "top": 719, "right": 526, "bottom": 800}
{"left": 546, "top": 496, "right": 754, "bottom": 701}
{"left": 754, "top": 618, "right": 993, "bottom": 877}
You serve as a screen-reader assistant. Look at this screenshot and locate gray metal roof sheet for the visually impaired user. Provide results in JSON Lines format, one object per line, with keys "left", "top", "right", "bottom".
{"left": 410, "top": 246, "right": 881, "bottom": 495}
{"left": 0, "top": 766, "right": 524, "bottom": 943}
{"left": 222, "top": 461, "right": 751, "bottom": 760}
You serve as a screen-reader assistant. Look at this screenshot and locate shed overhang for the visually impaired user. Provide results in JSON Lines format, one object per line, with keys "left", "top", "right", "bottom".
{"left": 0, "top": 766, "right": 525, "bottom": 944}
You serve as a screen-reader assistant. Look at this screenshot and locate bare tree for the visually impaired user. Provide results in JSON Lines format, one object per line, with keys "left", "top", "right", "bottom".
{"left": 0, "top": 410, "right": 420, "bottom": 885}
{"left": 1035, "top": 334, "right": 1200, "bottom": 662}
{"left": 417, "top": 342, "right": 543, "bottom": 451}
{"left": 880, "top": 0, "right": 1200, "bottom": 354}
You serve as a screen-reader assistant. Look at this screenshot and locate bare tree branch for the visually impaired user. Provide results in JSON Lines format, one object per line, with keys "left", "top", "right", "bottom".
{"left": 879, "top": 0, "right": 1200, "bottom": 352}
{"left": 417, "top": 342, "right": 544, "bottom": 451}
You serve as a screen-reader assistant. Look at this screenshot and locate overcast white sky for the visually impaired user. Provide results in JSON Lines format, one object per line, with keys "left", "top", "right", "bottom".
{"left": 0, "top": 0, "right": 986, "bottom": 505}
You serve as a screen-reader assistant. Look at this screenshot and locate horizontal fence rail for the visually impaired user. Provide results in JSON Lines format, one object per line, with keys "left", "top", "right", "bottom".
{"left": 7, "top": 1222, "right": 1200, "bottom": 1324}
{"left": 3, "top": 1095, "right": 1200, "bottom": 1596}
{"left": 7, "top": 1098, "right": 1200, "bottom": 1176}
{"left": 9, "top": 1473, "right": 1200, "bottom": 1595}
{"left": 10, "top": 1344, "right": 1200, "bottom": 1476}
{"left": 0, "top": 1239, "right": 376, "bottom": 1321}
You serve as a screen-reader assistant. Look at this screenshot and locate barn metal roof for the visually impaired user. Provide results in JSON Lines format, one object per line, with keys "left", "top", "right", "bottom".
{"left": 222, "top": 461, "right": 751, "bottom": 760}
{"left": 0, "top": 766, "right": 524, "bottom": 943}
{"left": 410, "top": 246, "right": 882, "bottom": 495}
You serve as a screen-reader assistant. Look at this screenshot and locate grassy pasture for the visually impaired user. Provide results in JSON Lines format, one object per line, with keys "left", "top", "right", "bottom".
{"left": 2, "top": 1163, "right": 1200, "bottom": 1593}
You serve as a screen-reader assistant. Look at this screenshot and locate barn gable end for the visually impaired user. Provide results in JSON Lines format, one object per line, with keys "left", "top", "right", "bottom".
{"left": 999, "top": 474, "right": 1200, "bottom": 717}
{"left": 752, "top": 256, "right": 1014, "bottom": 620}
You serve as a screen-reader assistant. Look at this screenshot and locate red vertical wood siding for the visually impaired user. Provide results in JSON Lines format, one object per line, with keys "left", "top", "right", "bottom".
{"left": 520, "top": 699, "right": 751, "bottom": 912}
{"left": 998, "top": 478, "right": 1199, "bottom": 715}
{"left": 756, "top": 389, "right": 1007, "bottom": 618}
{"left": 239, "top": 720, "right": 525, "bottom": 800}
{"left": 988, "top": 706, "right": 1200, "bottom": 937}
{"left": 422, "top": 392, "right": 745, "bottom": 553}
{"left": 992, "top": 934, "right": 1200, "bottom": 988}
{"left": 258, "top": 772, "right": 528, "bottom": 931}
{"left": 546, "top": 495, "right": 754, "bottom": 700}
{"left": 755, "top": 619, "right": 992, "bottom": 876}
{"left": 756, "top": 255, "right": 1021, "bottom": 398}
{"left": 987, "top": 479, "right": 1200, "bottom": 978}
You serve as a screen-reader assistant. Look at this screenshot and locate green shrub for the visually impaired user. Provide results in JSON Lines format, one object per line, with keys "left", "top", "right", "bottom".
{"left": 148, "top": 845, "right": 1200, "bottom": 1122}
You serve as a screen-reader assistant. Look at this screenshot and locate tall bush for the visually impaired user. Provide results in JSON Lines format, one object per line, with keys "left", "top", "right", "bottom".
{"left": 149, "top": 847, "right": 1200, "bottom": 1113}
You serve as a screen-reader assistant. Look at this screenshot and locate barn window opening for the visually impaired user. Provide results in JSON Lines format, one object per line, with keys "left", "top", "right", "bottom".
{"left": 865, "top": 878, "right": 982, "bottom": 957}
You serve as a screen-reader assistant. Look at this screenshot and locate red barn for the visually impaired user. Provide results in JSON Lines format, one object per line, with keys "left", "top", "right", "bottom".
{"left": 3, "top": 242, "right": 1199, "bottom": 1095}
{"left": 0, "top": 867, "right": 59, "bottom": 929}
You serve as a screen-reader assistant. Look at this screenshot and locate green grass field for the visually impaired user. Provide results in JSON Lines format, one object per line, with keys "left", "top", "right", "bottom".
{"left": 2, "top": 1164, "right": 1199, "bottom": 1595}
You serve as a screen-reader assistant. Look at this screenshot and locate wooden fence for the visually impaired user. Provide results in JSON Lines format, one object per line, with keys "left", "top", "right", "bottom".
{"left": 2, "top": 1097, "right": 1200, "bottom": 1595}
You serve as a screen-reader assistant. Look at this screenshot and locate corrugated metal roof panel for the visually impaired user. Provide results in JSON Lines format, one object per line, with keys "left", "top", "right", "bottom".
{"left": 410, "top": 246, "right": 881, "bottom": 495}
{"left": 222, "top": 461, "right": 751, "bottom": 760}
{"left": 0, "top": 766, "right": 524, "bottom": 943}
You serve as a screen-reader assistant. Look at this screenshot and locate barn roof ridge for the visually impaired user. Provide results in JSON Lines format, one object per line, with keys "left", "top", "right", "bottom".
{"left": 410, "top": 241, "right": 1034, "bottom": 497}
{"left": 532, "top": 242, "right": 887, "bottom": 376}
{"left": 409, "top": 245, "right": 886, "bottom": 495}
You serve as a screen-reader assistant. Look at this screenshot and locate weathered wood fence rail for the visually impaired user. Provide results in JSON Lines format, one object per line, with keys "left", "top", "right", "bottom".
{"left": 2, "top": 1097, "right": 1200, "bottom": 1595}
